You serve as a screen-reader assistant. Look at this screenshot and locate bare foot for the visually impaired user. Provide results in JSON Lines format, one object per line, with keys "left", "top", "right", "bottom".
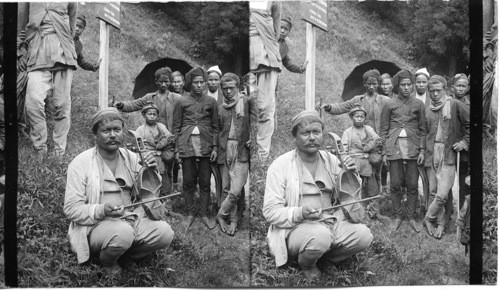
{"left": 202, "top": 216, "right": 216, "bottom": 229}
{"left": 409, "top": 219, "right": 421, "bottom": 233}
{"left": 423, "top": 217, "right": 436, "bottom": 236}
{"left": 302, "top": 265, "right": 321, "bottom": 279}
{"left": 217, "top": 214, "right": 228, "bottom": 233}
{"left": 391, "top": 218, "right": 403, "bottom": 232}
{"left": 434, "top": 225, "right": 445, "bottom": 239}
{"left": 227, "top": 221, "right": 237, "bottom": 236}
{"left": 185, "top": 215, "right": 195, "bottom": 230}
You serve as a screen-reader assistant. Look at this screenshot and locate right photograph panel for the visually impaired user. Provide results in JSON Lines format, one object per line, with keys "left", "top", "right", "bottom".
{"left": 248, "top": 0, "right": 485, "bottom": 286}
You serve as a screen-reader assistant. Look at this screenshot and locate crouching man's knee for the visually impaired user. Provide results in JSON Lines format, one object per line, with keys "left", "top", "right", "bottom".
{"left": 156, "top": 222, "right": 175, "bottom": 249}
{"left": 354, "top": 225, "right": 373, "bottom": 252}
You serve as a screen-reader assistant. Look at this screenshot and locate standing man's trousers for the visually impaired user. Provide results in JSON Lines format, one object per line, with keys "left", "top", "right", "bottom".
{"left": 389, "top": 159, "right": 419, "bottom": 219}
{"left": 218, "top": 140, "right": 249, "bottom": 222}
{"left": 425, "top": 145, "right": 457, "bottom": 226}
{"left": 26, "top": 69, "right": 73, "bottom": 154}
{"left": 181, "top": 157, "right": 211, "bottom": 216}
{"left": 254, "top": 70, "right": 278, "bottom": 158}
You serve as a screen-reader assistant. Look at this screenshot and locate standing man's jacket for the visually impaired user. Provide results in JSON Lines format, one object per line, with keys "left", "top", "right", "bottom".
{"left": 18, "top": 2, "right": 78, "bottom": 72}
{"left": 217, "top": 94, "right": 251, "bottom": 164}
{"left": 172, "top": 91, "right": 219, "bottom": 157}
{"left": 380, "top": 95, "right": 427, "bottom": 160}
{"left": 121, "top": 91, "right": 182, "bottom": 132}
{"left": 424, "top": 98, "right": 470, "bottom": 167}
{"left": 326, "top": 93, "right": 390, "bottom": 135}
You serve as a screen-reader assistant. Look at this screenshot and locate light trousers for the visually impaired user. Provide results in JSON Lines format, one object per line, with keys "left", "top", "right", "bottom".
{"left": 254, "top": 70, "right": 278, "bottom": 158}
{"left": 89, "top": 214, "right": 174, "bottom": 267}
{"left": 425, "top": 146, "right": 457, "bottom": 225}
{"left": 26, "top": 69, "right": 73, "bottom": 154}
{"left": 218, "top": 141, "right": 249, "bottom": 222}
{"left": 287, "top": 220, "right": 373, "bottom": 270}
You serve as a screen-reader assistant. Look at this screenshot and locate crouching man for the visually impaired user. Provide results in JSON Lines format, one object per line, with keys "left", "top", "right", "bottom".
{"left": 64, "top": 108, "right": 174, "bottom": 276}
{"left": 262, "top": 110, "right": 373, "bottom": 278}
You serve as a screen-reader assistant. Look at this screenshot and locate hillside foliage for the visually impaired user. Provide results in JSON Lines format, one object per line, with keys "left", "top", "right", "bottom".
{"left": 360, "top": 0, "right": 469, "bottom": 75}
{"left": 149, "top": 2, "right": 249, "bottom": 75}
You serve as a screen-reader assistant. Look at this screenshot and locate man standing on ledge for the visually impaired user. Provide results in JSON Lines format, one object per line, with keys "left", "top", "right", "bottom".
{"left": 249, "top": 0, "right": 282, "bottom": 159}
{"left": 18, "top": 2, "right": 78, "bottom": 158}
{"left": 263, "top": 110, "right": 373, "bottom": 278}
{"left": 64, "top": 108, "right": 174, "bottom": 276}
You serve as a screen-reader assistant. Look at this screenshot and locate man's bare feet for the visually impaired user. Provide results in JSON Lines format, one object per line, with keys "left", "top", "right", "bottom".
{"left": 227, "top": 221, "right": 238, "bottom": 236}
{"left": 185, "top": 215, "right": 195, "bottom": 230}
{"left": 202, "top": 216, "right": 215, "bottom": 229}
{"left": 434, "top": 225, "right": 445, "bottom": 239}
{"left": 408, "top": 219, "right": 421, "bottom": 233}
{"left": 391, "top": 218, "right": 403, "bottom": 232}
{"left": 423, "top": 217, "right": 436, "bottom": 236}
{"left": 217, "top": 214, "right": 229, "bottom": 233}
{"left": 302, "top": 265, "right": 321, "bottom": 279}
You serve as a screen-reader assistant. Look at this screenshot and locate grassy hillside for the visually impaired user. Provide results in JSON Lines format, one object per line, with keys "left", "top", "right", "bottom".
{"left": 250, "top": 1, "right": 470, "bottom": 287}
{"left": 17, "top": 3, "right": 249, "bottom": 287}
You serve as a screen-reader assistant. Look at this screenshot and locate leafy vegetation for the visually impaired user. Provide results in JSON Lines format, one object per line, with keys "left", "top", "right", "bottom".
{"left": 150, "top": 2, "right": 249, "bottom": 76}
{"left": 360, "top": 0, "right": 469, "bottom": 76}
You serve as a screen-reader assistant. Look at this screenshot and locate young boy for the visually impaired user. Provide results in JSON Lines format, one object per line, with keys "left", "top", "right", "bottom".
{"left": 135, "top": 103, "right": 174, "bottom": 197}
{"left": 342, "top": 105, "right": 385, "bottom": 221}
{"left": 74, "top": 15, "right": 100, "bottom": 72}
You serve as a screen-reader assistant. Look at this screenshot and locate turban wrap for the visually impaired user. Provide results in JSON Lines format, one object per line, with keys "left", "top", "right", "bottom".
{"left": 349, "top": 104, "right": 367, "bottom": 117}
{"left": 141, "top": 102, "right": 160, "bottom": 115}
{"left": 291, "top": 110, "right": 323, "bottom": 135}
{"left": 155, "top": 67, "right": 173, "bottom": 81}
{"left": 363, "top": 69, "right": 380, "bottom": 83}
{"left": 415, "top": 68, "right": 430, "bottom": 79}
{"left": 221, "top": 73, "right": 240, "bottom": 86}
{"left": 451, "top": 73, "right": 469, "bottom": 85}
{"left": 91, "top": 107, "right": 123, "bottom": 131}
{"left": 429, "top": 75, "right": 447, "bottom": 88}
{"left": 207, "top": 66, "right": 222, "bottom": 77}
{"left": 185, "top": 67, "right": 206, "bottom": 88}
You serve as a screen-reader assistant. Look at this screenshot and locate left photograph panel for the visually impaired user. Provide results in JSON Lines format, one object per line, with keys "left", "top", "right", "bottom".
{"left": 15, "top": 2, "right": 250, "bottom": 287}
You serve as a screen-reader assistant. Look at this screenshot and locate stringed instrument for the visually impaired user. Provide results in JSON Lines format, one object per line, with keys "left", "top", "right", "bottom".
{"left": 127, "top": 130, "right": 171, "bottom": 220}
{"left": 324, "top": 132, "right": 366, "bottom": 223}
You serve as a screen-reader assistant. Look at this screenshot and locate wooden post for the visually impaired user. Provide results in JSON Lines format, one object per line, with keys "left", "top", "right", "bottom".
{"left": 305, "top": 22, "right": 316, "bottom": 110}
{"left": 98, "top": 20, "right": 110, "bottom": 110}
